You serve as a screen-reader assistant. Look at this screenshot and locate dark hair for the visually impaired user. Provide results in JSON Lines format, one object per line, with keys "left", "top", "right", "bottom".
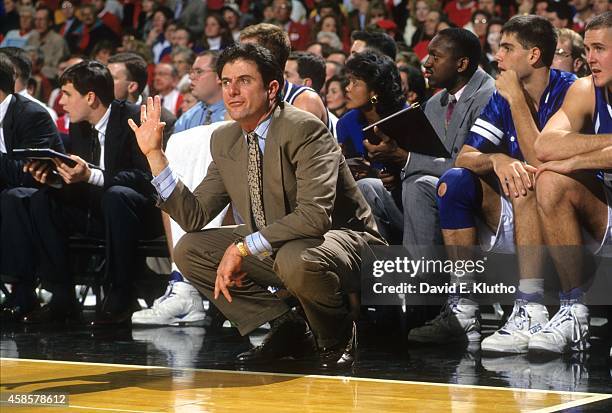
{"left": 502, "top": 15, "right": 557, "bottom": 67}
{"left": 202, "top": 13, "right": 235, "bottom": 50}
{"left": 0, "top": 54, "right": 16, "bottom": 94}
{"left": 399, "top": 65, "right": 426, "bottom": 105}
{"left": 351, "top": 30, "right": 397, "bottom": 60}
{"left": 36, "top": 6, "right": 55, "bottom": 25}
{"left": 345, "top": 51, "right": 406, "bottom": 117}
{"left": 546, "top": 2, "right": 572, "bottom": 23}
{"left": 59, "top": 60, "right": 115, "bottom": 106}
{"left": 585, "top": 11, "right": 612, "bottom": 32}
{"left": 325, "top": 73, "right": 348, "bottom": 96}
{"left": 288, "top": 52, "right": 326, "bottom": 93}
{"left": 240, "top": 23, "right": 291, "bottom": 67}
{"left": 216, "top": 43, "right": 284, "bottom": 102}
{"left": 0, "top": 47, "right": 31, "bottom": 83}
{"left": 108, "top": 52, "right": 148, "bottom": 95}
{"left": 435, "top": 28, "right": 483, "bottom": 76}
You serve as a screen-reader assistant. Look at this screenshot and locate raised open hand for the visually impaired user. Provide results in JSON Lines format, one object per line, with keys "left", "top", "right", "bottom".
{"left": 128, "top": 95, "right": 166, "bottom": 158}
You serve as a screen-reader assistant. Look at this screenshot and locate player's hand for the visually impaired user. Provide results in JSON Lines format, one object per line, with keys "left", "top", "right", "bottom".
{"left": 495, "top": 70, "right": 524, "bottom": 105}
{"left": 128, "top": 96, "right": 166, "bottom": 158}
{"left": 214, "top": 243, "right": 247, "bottom": 303}
{"left": 24, "top": 160, "right": 54, "bottom": 184}
{"left": 363, "top": 126, "right": 409, "bottom": 167}
{"left": 491, "top": 153, "right": 537, "bottom": 198}
{"left": 535, "top": 158, "right": 577, "bottom": 179}
{"left": 52, "top": 155, "right": 91, "bottom": 184}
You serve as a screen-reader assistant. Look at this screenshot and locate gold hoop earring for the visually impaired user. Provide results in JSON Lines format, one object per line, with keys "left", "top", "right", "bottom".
{"left": 370, "top": 95, "right": 378, "bottom": 105}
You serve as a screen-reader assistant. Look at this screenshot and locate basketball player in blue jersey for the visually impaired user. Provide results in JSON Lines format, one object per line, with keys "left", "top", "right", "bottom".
{"left": 412, "top": 16, "right": 576, "bottom": 349}
{"left": 239, "top": 23, "right": 334, "bottom": 134}
{"left": 532, "top": 12, "right": 612, "bottom": 355}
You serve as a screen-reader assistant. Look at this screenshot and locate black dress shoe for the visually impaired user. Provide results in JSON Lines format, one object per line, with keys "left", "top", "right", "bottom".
{"left": 319, "top": 322, "right": 357, "bottom": 370}
{"left": 90, "top": 300, "right": 141, "bottom": 327}
{"left": 1, "top": 302, "right": 40, "bottom": 323}
{"left": 22, "top": 303, "right": 82, "bottom": 324}
{"left": 236, "top": 311, "right": 317, "bottom": 363}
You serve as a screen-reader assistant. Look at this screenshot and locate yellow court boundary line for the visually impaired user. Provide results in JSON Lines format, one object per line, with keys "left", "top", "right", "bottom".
{"left": 2, "top": 357, "right": 611, "bottom": 400}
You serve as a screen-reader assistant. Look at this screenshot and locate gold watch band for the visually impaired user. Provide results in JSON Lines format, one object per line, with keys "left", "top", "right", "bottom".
{"left": 234, "top": 238, "right": 250, "bottom": 257}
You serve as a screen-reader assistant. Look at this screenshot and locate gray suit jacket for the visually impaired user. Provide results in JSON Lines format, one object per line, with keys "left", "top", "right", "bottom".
{"left": 160, "top": 103, "right": 382, "bottom": 250}
{"left": 403, "top": 68, "right": 495, "bottom": 179}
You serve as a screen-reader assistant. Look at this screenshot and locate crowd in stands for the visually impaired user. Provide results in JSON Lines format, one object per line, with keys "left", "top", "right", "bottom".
{"left": 0, "top": 0, "right": 610, "bottom": 368}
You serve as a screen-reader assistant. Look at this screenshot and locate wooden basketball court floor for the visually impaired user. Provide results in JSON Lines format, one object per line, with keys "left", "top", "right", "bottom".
{"left": 1, "top": 357, "right": 611, "bottom": 412}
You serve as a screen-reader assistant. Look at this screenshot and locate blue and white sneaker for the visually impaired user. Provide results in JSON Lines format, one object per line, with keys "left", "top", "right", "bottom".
{"left": 132, "top": 280, "right": 206, "bottom": 326}
{"left": 482, "top": 300, "right": 549, "bottom": 354}
{"left": 528, "top": 302, "right": 590, "bottom": 353}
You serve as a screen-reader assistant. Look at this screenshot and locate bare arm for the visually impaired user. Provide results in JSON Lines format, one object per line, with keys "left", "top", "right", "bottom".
{"left": 535, "top": 77, "right": 612, "bottom": 162}
{"left": 496, "top": 70, "right": 542, "bottom": 166}
{"left": 292, "top": 90, "right": 328, "bottom": 124}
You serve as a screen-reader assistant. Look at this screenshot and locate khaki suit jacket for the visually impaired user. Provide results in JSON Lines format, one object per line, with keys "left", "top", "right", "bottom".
{"left": 160, "top": 103, "right": 382, "bottom": 250}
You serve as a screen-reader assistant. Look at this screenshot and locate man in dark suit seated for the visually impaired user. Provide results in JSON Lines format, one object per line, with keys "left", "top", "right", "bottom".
{"left": 0, "top": 53, "right": 64, "bottom": 321}
{"left": 5, "top": 61, "right": 163, "bottom": 325}
{"left": 130, "top": 43, "right": 385, "bottom": 369}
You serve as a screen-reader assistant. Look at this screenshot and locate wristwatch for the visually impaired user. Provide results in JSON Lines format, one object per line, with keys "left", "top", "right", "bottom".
{"left": 233, "top": 238, "right": 250, "bottom": 257}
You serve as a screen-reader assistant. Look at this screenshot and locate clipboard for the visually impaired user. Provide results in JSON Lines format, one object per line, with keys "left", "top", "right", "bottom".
{"left": 11, "top": 148, "right": 104, "bottom": 170}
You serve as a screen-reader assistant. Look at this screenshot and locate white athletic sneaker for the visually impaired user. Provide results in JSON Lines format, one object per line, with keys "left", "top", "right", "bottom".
{"left": 481, "top": 300, "right": 549, "bottom": 354}
{"left": 131, "top": 281, "right": 206, "bottom": 326}
{"left": 407, "top": 298, "right": 481, "bottom": 343}
{"left": 528, "top": 302, "right": 590, "bottom": 354}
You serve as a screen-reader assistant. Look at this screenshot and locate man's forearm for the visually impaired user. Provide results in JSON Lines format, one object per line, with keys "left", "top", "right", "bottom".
{"left": 536, "top": 131, "right": 612, "bottom": 162}
{"left": 146, "top": 150, "right": 170, "bottom": 176}
{"left": 508, "top": 95, "right": 541, "bottom": 166}
{"left": 455, "top": 152, "right": 495, "bottom": 176}
{"left": 567, "top": 146, "right": 612, "bottom": 171}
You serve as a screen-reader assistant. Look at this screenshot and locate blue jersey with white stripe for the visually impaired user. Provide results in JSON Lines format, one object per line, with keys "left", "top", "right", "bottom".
{"left": 465, "top": 69, "right": 576, "bottom": 161}
{"left": 283, "top": 80, "right": 335, "bottom": 136}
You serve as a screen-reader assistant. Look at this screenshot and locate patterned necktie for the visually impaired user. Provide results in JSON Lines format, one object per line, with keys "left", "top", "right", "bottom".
{"left": 247, "top": 132, "right": 266, "bottom": 229}
{"left": 445, "top": 95, "right": 456, "bottom": 130}
{"left": 92, "top": 127, "right": 101, "bottom": 166}
{"left": 203, "top": 108, "right": 212, "bottom": 125}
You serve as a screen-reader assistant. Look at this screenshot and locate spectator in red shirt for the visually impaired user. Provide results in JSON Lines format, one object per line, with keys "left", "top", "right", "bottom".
{"left": 444, "top": 0, "right": 477, "bottom": 28}
{"left": 271, "top": 0, "right": 310, "bottom": 50}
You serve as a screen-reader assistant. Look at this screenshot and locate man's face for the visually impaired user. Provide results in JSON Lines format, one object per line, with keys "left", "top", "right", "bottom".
{"left": 4, "top": 0, "right": 15, "bottom": 13}
{"left": 424, "top": 11, "right": 441, "bottom": 36}
{"left": 172, "top": 53, "right": 191, "bottom": 77}
{"left": 592, "top": 0, "right": 611, "bottom": 14}
{"left": 327, "top": 52, "right": 346, "bottom": 65}
{"left": 80, "top": 7, "right": 95, "bottom": 26}
{"left": 551, "top": 38, "right": 575, "bottom": 73}
{"left": 478, "top": 0, "right": 495, "bottom": 14}
{"left": 350, "top": 39, "right": 367, "bottom": 56}
{"left": 221, "top": 59, "right": 275, "bottom": 128}
{"left": 153, "top": 63, "right": 176, "bottom": 94}
{"left": 585, "top": 28, "right": 612, "bottom": 88}
{"left": 108, "top": 62, "right": 134, "bottom": 101}
{"left": 61, "top": 1, "right": 74, "bottom": 19}
{"left": 423, "top": 35, "right": 460, "bottom": 89}
{"left": 34, "top": 9, "right": 50, "bottom": 34}
{"left": 284, "top": 59, "right": 303, "bottom": 85}
{"left": 173, "top": 29, "right": 191, "bottom": 47}
{"left": 59, "top": 82, "right": 92, "bottom": 123}
{"left": 495, "top": 32, "right": 534, "bottom": 78}
{"left": 19, "top": 10, "right": 33, "bottom": 30}
{"left": 189, "top": 55, "right": 221, "bottom": 103}
{"left": 273, "top": 0, "right": 291, "bottom": 23}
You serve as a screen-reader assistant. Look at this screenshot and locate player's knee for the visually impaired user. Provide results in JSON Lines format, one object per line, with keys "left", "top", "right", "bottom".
{"left": 437, "top": 168, "right": 480, "bottom": 230}
{"left": 536, "top": 171, "right": 573, "bottom": 211}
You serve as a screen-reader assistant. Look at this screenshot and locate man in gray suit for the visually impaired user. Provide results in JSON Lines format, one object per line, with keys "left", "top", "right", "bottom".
{"left": 358, "top": 28, "right": 495, "bottom": 250}
{"left": 130, "top": 43, "right": 384, "bottom": 369}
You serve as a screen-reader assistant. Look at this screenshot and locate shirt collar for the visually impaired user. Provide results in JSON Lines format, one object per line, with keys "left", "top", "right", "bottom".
{"left": 450, "top": 84, "right": 468, "bottom": 103}
{"left": 0, "top": 94, "right": 12, "bottom": 124}
{"left": 245, "top": 112, "right": 273, "bottom": 140}
{"left": 204, "top": 98, "right": 225, "bottom": 113}
{"left": 94, "top": 105, "right": 112, "bottom": 143}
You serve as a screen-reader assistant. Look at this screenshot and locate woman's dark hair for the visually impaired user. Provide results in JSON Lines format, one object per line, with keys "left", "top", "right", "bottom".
{"left": 345, "top": 51, "right": 406, "bottom": 117}
{"left": 59, "top": 60, "right": 115, "bottom": 107}
{"left": 217, "top": 43, "right": 284, "bottom": 102}
{"left": 325, "top": 74, "right": 348, "bottom": 96}
{"left": 202, "top": 13, "right": 235, "bottom": 50}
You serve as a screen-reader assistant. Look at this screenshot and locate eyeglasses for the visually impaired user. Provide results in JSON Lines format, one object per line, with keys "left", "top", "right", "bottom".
{"left": 473, "top": 18, "right": 488, "bottom": 24}
{"left": 554, "top": 48, "right": 571, "bottom": 58}
{"left": 189, "top": 68, "right": 215, "bottom": 77}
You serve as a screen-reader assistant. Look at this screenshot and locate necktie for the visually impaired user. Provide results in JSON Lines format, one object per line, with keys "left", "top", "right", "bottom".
{"left": 445, "top": 95, "right": 456, "bottom": 130}
{"left": 92, "top": 127, "right": 101, "bottom": 166}
{"left": 247, "top": 132, "right": 266, "bottom": 230}
{"left": 203, "top": 108, "right": 212, "bottom": 125}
